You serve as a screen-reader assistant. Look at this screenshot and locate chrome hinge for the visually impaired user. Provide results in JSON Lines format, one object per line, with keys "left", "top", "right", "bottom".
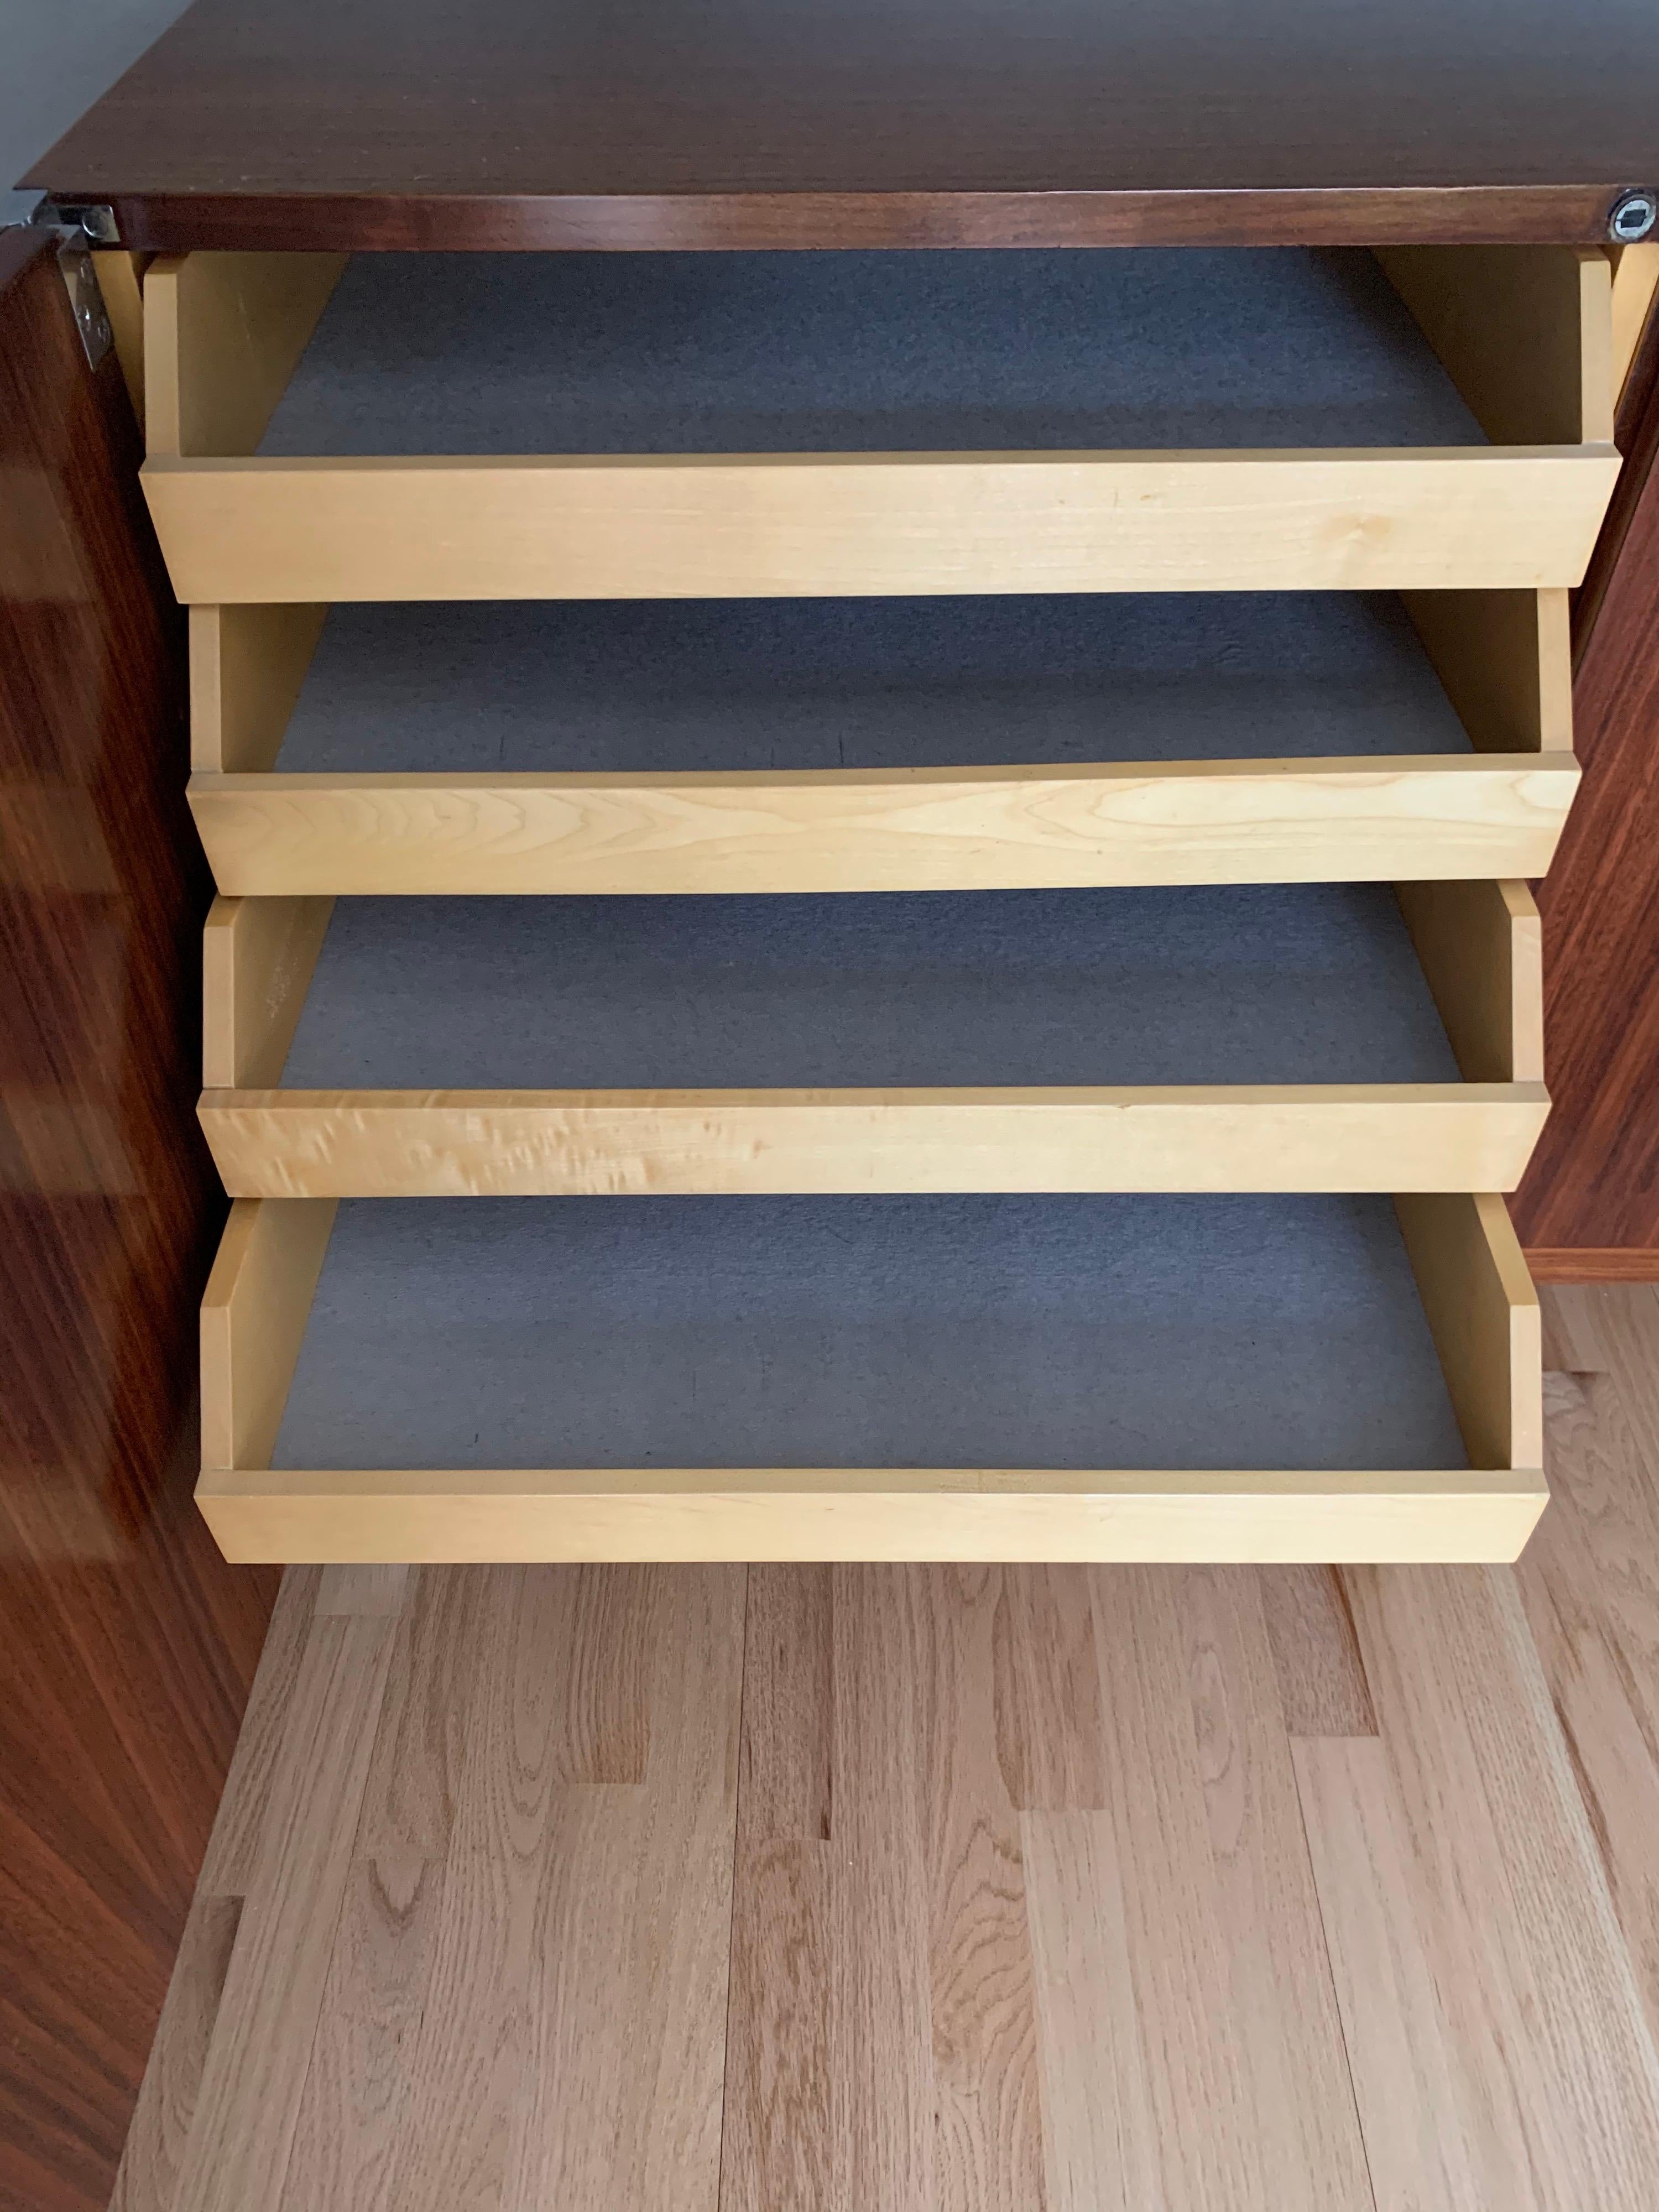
{"left": 32, "top": 199, "right": 120, "bottom": 244}
{"left": 28, "top": 200, "right": 118, "bottom": 370}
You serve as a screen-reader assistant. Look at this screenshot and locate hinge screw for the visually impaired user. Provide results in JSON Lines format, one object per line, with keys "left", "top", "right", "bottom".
{"left": 1609, "top": 191, "right": 1658, "bottom": 244}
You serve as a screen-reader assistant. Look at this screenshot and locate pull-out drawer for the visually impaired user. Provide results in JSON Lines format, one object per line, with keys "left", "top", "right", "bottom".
{"left": 141, "top": 247, "right": 1619, "bottom": 602}
{"left": 196, "top": 1190, "right": 1543, "bottom": 1563}
{"left": 197, "top": 879, "right": 1546, "bottom": 1196}
{"left": 189, "top": 589, "right": 1577, "bottom": 891}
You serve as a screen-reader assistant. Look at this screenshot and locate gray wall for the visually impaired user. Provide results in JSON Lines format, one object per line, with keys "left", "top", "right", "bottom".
{"left": 2, "top": 0, "right": 194, "bottom": 224}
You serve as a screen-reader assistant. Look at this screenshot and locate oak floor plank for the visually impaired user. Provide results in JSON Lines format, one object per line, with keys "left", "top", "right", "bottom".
{"left": 355, "top": 1566, "right": 488, "bottom": 1862}
{"left": 1563, "top": 1285, "right": 1659, "bottom": 1422}
{"left": 196, "top": 1569, "right": 322, "bottom": 1898}
{"left": 992, "top": 1566, "right": 1107, "bottom": 1812}
{"left": 596, "top": 1568, "right": 744, "bottom": 2212}
{"left": 121, "top": 1501, "right": 1659, "bottom": 2212}
{"left": 914, "top": 1569, "right": 1048, "bottom": 2212}
{"left": 1084, "top": 1568, "right": 1370, "bottom": 2212}
{"left": 1293, "top": 1736, "right": 1486, "bottom": 2211}
{"left": 379, "top": 1568, "right": 627, "bottom": 2212}
{"left": 315, "top": 1566, "right": 411, "bottom": 1618}
{"left": 1171, "top": 1570, "right": 1373, "bottom": 2211}
{"left": 735, "top": 1566, "right": 832, "bottom": 1844}
{"left": 830, "top": 1567, "right": 938, "bottom": 2212}
{"left": 1086, "top": 1569, "right": 1266, "bottom": 2210}
{"left": 720, "top": 1568, "right": 833, "bottom": 2212}
{"left": 509, "top": 1566, "right": 744, "bottom": 2212}
{"left": 108, "top": 1895, "right": 243, "bottom": 2212}
{"left": 1022, "top": 1811, "right": 1158, "bottom": 2212}
{"left": 544, "top": 1562, "right": 654, "bottom": 1787}
{"left": 1343, "top": 1564, "right": 1659, "bottom": 2209}
{"left": 171, "top": 1614, "right": 397, "bottom": 2212}
{"left": 1519, "top": 1366, "right": 1659, "bottom": 2046}
{"left": 1256, "top": 1568, "right": 1378, "bottom": 1737}
{"left": 1539, "top": 1283, "right": 1619, "bottom": 1374}
{"left": 275, "top": 1854, "right": 440, "bottom": 2212}
{"left": 508, "top": 1785, "right": 646, "bottom": 2212}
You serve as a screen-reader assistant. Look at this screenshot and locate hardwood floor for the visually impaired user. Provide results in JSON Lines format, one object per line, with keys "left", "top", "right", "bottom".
{"left": 114, "top": 1288, "right": 1659, "bottom": 2211}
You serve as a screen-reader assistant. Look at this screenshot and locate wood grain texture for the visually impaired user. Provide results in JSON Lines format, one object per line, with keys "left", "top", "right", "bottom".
{"left": 1023, "top": 1811, "right": 1155, "bottom": 2212}
{"left": 719, "top": 1568, "right": 833, "bottom": 2212}
{"left": 199, "top": 1197, "right": 336, "bottom": 1472}
{"left": 1532, "top": 1250, "right": 1659, "bottom": 1283}
{"left": 1611, "top": 246, "right": 1659, "bottom": 399}
{"left": 187, "top": 755, "right": 1582, "bottom": 898}
{"left": 195, "top": 1084, "right": 1552, "bottom": 1200}
{"left": 190, "top": 606, "right": 328, "bottom": 774}
{"left": 139, "top": 449, "right": 1621, "bottom": 606}
{"left": 144, "top": 255, "right": 345, "bottom": 460}
{"left": 200, "top": 896, "right": 333, "bottom": 1088}
{"left": 314, "top": 1565, "right": 410, "bottom": 1617}
{"left": 915, "top": 1570, "right": 1049, "bottom": 2209}
{"left": 122, "top": 1486, "right": 1659, "bottom": 2211}
{"left": 342, "top": 1567, "right": 739, "bottom": 2212}
{"left": 1521, "top": 1312, "right": 1659, "bottom": 2051}
{"left": 1256, "top": 1566, "right": 1378, "bottom": 1735}
{"left": 1515, "top": 303, "right": 1659, "bottom": 1263}
{"left": 1068, "top": 1568, "right": 1370, "bottom": 2208}
{"left": 1395, "top": 877, "right": 1543, "bottom": 1083}
{"left": 23, "top": 0, "right": 1659, "bottom": 249}
{"left": 1394, "top": 1191, "right": 1542, "bottom": 1473}
{"left": 1376, "top": 246, "right": 1613, "bottom": 444}
{"left": 170, "top": 1613, "right": 397, "bottom": 2212}
{"left": 0, "top": 226, "right": 276, "bottom": 2212}
{"left": 1292, "top": 1735, "right": 1491, "bottom": 2210}
{"left": 1337, "top": 1563, "right": 1659, "bottom": 2208}
{"left": 107, "top": 1893, "right": 243, "bottom": 2212}
{"left": 1401, "top": 585, "right": 1572, "bottom": 753}
{"left": 195, "top": 1569, "right": 323, "bottom": 1900}
{"left": 1540, "top": 1282, "right": 1621, "bottom": 1370}
{"left": 274, "top": 1851, "right": 438, "bottom": 2212}
{"left": 196, "top": 1465, "right": 1551, "bottom": 1567}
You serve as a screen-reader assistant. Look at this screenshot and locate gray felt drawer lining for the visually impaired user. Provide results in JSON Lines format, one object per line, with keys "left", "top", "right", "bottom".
{"left": 270, "top": 1194, "right": 1469, "bottom": 1474}
{"left": 273, "top": 592, "right": 1474, "bottom": 776}
{"left": 278, "top": 884, "right": 1461, "bottom": 1092}
{"left": 259, "top": 249, "right": 1486, "bottom": 458}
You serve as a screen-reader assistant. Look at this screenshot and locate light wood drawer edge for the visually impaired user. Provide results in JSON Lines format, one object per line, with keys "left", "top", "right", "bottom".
{"left": 143, "top": 450, "right": 1619, "bottom": 601}
{"left": 197, "top": 1084, "right": 1551, "bottom": 1198}
{"left": 187, "top": 755, "right": 1580, "bottom": 896}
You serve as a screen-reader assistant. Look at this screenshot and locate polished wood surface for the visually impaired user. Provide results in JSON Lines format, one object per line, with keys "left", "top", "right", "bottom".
{"left": 22, "top": 0, "right": 1659, "bottom": 251}
{"left": 0, "top": 227, "right": 277, "bottom": 2211}
{"left": 1514, "top": 296, "right": 1659, "bottom": 1266}
{"left": 115, "top": 1288, "right": 1659, "bottom": 2208}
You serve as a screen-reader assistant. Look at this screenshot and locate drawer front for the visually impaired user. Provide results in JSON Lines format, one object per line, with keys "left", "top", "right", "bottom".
{"left": 194, "top": 879, "right": 1548, "bottom": 1197}
{"left": 199, "top": 1086, "right": 1548, "bottom": 1199}
{"left": 143, "top": 450, "right": 1616, "bottom": 601}
{"left": 187, "top": 591, "right": 1579, "bottom": 893}
{"left": 189, "top": 759, "right": 1579, "bottom": 896}
{"left": 194, "top": 1190, "right": 1544, "bottom": 1564}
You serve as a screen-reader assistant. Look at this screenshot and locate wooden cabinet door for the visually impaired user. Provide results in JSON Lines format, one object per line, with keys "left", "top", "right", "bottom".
{"left": 0, "top": 226, "right": 274, "bottom": 2212}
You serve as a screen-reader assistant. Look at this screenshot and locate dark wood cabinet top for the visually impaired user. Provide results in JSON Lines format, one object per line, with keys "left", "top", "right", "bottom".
{"left": 23, "top": 0, "right": 1659, "bottom": 250}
